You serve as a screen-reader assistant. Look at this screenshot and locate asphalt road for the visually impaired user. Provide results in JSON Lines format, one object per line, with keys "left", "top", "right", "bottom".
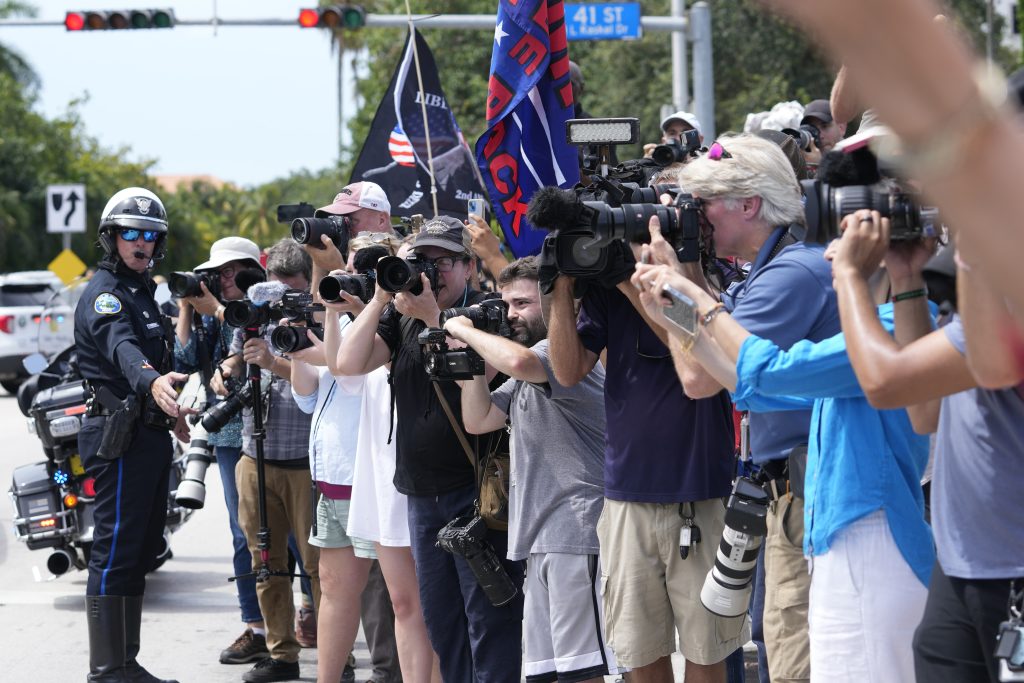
{"left": 0, "top": 390, "right": 366, "bottom": 683}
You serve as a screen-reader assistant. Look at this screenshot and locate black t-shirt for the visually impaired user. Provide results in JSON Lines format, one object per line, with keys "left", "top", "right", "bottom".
{"left": 378, "top": 289, "right": 504, "bottom": 496}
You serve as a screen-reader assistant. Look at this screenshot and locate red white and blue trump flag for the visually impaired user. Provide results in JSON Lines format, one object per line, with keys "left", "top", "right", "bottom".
{"left": 475, "top": 0, "right": 579, "bottom": 258}
{"left": 351, "top": 28, "right": 485, "bottom": 218}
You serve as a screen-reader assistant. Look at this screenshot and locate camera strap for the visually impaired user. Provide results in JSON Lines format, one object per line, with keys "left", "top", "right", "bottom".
{"left": 431, "top": 382, "right": 482, "bottom": 490}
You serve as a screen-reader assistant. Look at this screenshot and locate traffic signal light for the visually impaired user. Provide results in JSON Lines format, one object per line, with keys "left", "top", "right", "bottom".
{"left": 298, "top": 5, "right": 366, "bottom": 29}
{"left": 64, "top": 9, "right": 175, "bottom": 31}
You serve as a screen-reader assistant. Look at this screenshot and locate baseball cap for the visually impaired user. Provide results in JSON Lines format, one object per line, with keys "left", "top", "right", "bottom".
{"left": 660, "top": 110, "right": 703, "bottom": 137}
{"left": 315, "top": 181, "right": 391, "bottom": 217}
{"left": 194, "top": 236, "right": 264, "bottom": 272}
{"left": 412, "top": 216, "right": 468, "bottom": 254}
{"left": 801, "top": 99, "right": 833, "bottom": 125}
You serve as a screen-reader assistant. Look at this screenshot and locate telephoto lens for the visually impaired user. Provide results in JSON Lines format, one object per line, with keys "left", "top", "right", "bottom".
{"left": 436, "top": 514, "right": 518, "bottom": 607}
{"left": 318, "top": 273, "right": 375, "bottom": 304}
{"left": 270, "top": 325, "right": 324, "bottom": 354}
{"left": 168, "top": 271, "right": 219, "bottom": 299}
{"left": 175, "top": 422, "right": 213, "bottom": 510}
{"left": 699, "top": 477, "right": 769, "bottom": 618}
{"left": 200, "top": 383, "right": 253, "bottom": 434}
{"left": 376, "top": 254, "right": 437, "bottom": 295}
{"left": 291, "top": 215, "right": 350, "bottom": 251}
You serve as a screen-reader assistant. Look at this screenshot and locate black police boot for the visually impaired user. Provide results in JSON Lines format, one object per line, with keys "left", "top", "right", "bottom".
{"left": 122, "top": 596, "right": 179, "bottom": 683}
{"left": 86, "top": 595, "right": 131, "bottom": 683}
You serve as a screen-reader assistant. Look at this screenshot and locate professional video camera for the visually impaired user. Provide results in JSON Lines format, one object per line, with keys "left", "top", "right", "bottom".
{"left": 528, "top": 117, "right": 707, "bottom": 280}
{"left": 436, "top": 513, "right": 518, "bottom": 607}
{"left": 269, "top": 290, "right": 325, "bottom": 354}
{"left": 782, "top": 123, "right": 822, "bottom": 153}
{"left": 319, "top": 272, "right": 376, "bottom": 304}
{"left": 376, "top": 253, "right": 440, "bottom": 295}
{"left": 801, "top": 148, "right": 943, "bottom": 244}
{"left": 438, "top": 298, "right": 511, "bottom": 337}
{"left": 650, "top": 128, "right": 703, "bottom": 166}
{"left": 700, "top": 477, "right": 769, "bottom": 618}
{"left": 418, "top": 328, "right": 484, "bottom": 381}
{"left": 168, "top": 271, "right": 220, "bottom": 299}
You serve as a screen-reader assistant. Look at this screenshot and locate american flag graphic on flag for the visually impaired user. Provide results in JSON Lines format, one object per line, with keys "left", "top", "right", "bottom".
{"left": 350, "top": 29, "right": 485, "bottom": 218}
{"left": 389, "top": 125, "right": 416, "bottom": 167}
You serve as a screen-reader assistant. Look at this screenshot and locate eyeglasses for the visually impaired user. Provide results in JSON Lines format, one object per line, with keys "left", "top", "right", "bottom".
{"left": 119, "top": 228, "right": 160, "bottom": 242}
{"left": 424, "top": 256, "right": 465, "bottom": 273}
{"left": 217, "top": 266, "right": 236, "bottom": 280}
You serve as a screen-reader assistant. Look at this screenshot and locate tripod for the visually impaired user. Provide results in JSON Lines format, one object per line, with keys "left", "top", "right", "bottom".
{"left": 230, "top": 326, "right": 309, "bottom": 585}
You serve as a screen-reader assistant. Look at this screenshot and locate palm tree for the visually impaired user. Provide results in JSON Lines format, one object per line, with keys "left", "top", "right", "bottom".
{"left": 0, "top": 1, "right": 40, "bottom": 90}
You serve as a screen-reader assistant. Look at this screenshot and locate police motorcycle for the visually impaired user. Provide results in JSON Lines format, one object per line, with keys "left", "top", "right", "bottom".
{"left": 8, "top": 342, "right": 195, "bottom": 577}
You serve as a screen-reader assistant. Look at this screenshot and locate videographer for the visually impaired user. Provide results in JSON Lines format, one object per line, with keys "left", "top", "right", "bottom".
{"left": 632, "top": 209, "right": 937, "bottom": 682}
{"left": 443, "top": 256, "right": 621, "bottom": 682}
{"left": 217, "top": 239, "right": 318, "bottom": 683}
{"left": 172, "top": 236, "right": 271, "bottom": 666}
{"left": 75, "top": 187, "right": 188, "bottom": 683}
{"left": 545, "top": 205, "right": 742, "bottom": 680}
{"left": 667, "top": 134, "right": 840, "bottom": 683}
{"left": 332, "top": 216, "right": 525, "bottom": 682}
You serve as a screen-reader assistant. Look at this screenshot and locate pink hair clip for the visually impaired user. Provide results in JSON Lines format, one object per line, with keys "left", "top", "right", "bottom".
{"left": 707, "top": 142, "right": 732, "bottom": 160}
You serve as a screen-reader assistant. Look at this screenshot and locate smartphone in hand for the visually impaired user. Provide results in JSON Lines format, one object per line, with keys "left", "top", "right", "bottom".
{"left": 661, "top": 284, "right": 699, "bottom": 336}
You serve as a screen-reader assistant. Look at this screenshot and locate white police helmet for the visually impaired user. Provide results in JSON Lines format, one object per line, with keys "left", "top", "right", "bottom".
{"left": 97, "top": 187, "right": 168, "bottom": 259}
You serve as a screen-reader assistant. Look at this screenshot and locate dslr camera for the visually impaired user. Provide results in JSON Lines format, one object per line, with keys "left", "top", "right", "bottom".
{"left": 650, "top": 128, "right": 703, "bottom": 166}
{"left": 438, "top": 298, "right": 511, "bottom": 338}
{"left": 199, "top": 376, "right": 254, "bottom": 434}
{"left": 291, "top": 214, "right": 352, "bottom": 253}
{"left": 436, "top": 513, "right": 518, "bottom": 607}
{"left": 801, "top": 179, "right": 941, "bottom": 244}
{"left": 168, "top": 271, "right": 220, "bottom": 299}
{"left": 269, "top": 290, "right": 325, "bottom": 354}
{"left": 376, "top": 253, "right": 440, "bottom": 295}
{"left": 319, "top": 272, "right": 376, "bottom": 304}
{"left": 782, "top": 123, "right": 823, "bottom": 152}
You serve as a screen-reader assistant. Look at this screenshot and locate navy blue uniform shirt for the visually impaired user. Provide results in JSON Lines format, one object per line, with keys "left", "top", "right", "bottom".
{"left": 74, "top": 261, "right": 168, "bottom": 400}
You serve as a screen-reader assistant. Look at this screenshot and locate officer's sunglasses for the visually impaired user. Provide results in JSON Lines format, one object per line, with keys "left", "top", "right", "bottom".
{"left": 119, "top": 228, "right": 160, "bottom": 243}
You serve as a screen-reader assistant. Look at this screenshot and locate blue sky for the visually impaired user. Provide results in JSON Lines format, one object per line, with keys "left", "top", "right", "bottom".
{"left": 1, "top": 2, "right": 360, "bottom": 187}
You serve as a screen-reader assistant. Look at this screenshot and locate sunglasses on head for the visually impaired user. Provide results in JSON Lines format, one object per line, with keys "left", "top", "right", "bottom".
{"left": 119, "top": 228, "right": 160, "bottom": 243}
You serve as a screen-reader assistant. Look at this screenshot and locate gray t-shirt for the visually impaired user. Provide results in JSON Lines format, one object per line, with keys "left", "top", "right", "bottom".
{"left": 490, "top": 339, "right": 606, "bottom": 561}
{"left": 934, "top": 316, "right": 1024, "bottom": 578}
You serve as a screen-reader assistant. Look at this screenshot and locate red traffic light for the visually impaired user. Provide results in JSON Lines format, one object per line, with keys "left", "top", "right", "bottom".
{"left": 298, "top": 9, "right": 320, "bottom": 28}
{"left": 64, "top": 12, "right": 85, "bottom": 31}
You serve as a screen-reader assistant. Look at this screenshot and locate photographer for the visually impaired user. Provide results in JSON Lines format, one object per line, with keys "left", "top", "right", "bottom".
{"left": 643, "top": 110, "right": 703, "bottom": 159}
{"left": 218, "top": 239, "right": 318, "bottom": 683}
{"left": 799, "top": 100, "right": 845, "bottom": 153}
{"left": 546, "top": 212, "right": 742, "bottom": 680}
{"left": 632, "top": 209, "right": 936, "bottom": 682}
{"left": 668, "top": 134, "right": 840, "bottom": 683}
{"left": 172, "top": 236, "right": 271, "bottom": 665}
{"left": 444, "top": 257, "right": 620, "bottom": 683}
{"left": 819, "top": 217, "right": 1024, "bottom": 682}
{"left": 332, "top": 216, "right": 525, "bottom": 682}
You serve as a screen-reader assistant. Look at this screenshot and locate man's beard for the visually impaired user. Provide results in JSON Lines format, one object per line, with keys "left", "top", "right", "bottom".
{"left": 512, "top": 317, "right": 547, "bottom": 347}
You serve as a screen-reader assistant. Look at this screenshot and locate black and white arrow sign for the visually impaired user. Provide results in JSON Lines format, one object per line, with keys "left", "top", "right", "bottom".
{"left": 46, "top": 184, "right": 86, "bottom": 234}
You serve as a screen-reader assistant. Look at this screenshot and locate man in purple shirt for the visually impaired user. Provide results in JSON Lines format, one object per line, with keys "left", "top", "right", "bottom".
{"left": 549, "top": 272, "right": 742, "bottom": 682}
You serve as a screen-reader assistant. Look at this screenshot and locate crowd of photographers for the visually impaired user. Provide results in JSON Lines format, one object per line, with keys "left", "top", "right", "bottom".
{"left": 161, "top": 61, "right": 1024, "bottom": 683}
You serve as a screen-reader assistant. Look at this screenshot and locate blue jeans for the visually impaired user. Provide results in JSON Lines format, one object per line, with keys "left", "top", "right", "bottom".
{"left": 407, "top": 484, "right": 525, "bottom": 683}
{"left": 217, "top": 446, "right": 262, "bottom": 624}
{"left": 750, "top": 544, "right": 770, "bottom": 683}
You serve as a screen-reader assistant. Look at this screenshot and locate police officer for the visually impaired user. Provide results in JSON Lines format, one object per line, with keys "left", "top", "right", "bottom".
{"left": 75, "top": 187, "right": 188, "bottom": 683}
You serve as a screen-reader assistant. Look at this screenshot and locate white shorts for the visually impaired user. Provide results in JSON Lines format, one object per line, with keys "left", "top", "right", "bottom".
{"left": 523, "top": 553, "right": 623, "bottom": 683}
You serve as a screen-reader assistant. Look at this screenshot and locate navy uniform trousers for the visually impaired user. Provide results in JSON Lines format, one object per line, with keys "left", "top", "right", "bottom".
{"left": 80, "top": 417, "right": 172, "bottom": 597}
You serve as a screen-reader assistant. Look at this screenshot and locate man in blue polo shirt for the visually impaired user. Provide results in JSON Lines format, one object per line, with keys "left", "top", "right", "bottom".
{"left": 549, "top": 266, "right": 741, "bottom": 678}
{"left": 671, "top": 134, "right": 840, "bottom": 683}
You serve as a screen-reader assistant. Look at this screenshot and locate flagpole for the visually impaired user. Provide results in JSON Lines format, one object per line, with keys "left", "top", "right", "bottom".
{"left": 405, "top": 2, "right": 439, "bottom": 217}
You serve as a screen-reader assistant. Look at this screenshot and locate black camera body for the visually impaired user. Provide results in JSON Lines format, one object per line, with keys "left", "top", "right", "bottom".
{"left": 801, "top": 179, "right": 942, "bottom": 244}
{"left": 436, "top": 513, "right": 518, "bottom": 607}
{"left": 200, "top": 377, "right": 254, "bottom": 434}
{"left": 439, "top": 298, "right": 511, "bottom": 338}
{"left": 651, "top": 128, "right": 703, "bottom": 166}
{"left": 269, "top": 290, "right": 325, "bottom": 354}
{"left": 319, "top": 272, "right": 376, "bottom": 304}
{"left": 291, "top": 215, "right": 352, "bottom": 252}
{"left": 418, "top": 328, "right": 485, "bottom": 381}
{"left": 376, "top": 254, "right": 440, "bottom": 296}
{"left": 168, "top": 271, "right": 221, "bottom": 300}
{"left": 782, "top": 123, "right": 822, "bottom": 152}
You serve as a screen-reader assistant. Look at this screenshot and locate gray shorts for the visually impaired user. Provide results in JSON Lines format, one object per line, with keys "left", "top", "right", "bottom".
{"left": 308, "top": 495, "right": 376, "bottom": 558}
{"left": 523, "top": 553, "right": 622, "bottom": 682}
